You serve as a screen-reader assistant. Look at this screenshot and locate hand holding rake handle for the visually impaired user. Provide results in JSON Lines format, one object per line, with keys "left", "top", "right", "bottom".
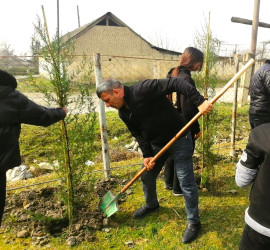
{"left": 120, "top": 58, "right": 255, "bottom": 194}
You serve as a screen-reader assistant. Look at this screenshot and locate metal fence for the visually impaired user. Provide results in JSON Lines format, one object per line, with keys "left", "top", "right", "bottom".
{"left": 92, "top": 53, "right": 259, "bottom": 176}
{"left": 1, "top": 54, "right": 260, "bottom": 163}
{"left": 1, "top": 52, "right": 259, "bottom": 186}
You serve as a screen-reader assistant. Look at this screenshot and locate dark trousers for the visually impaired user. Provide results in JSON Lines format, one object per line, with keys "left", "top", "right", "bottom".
{"left": 164, "top": 156, "right": 181, "bottom": 192}
{"left": 239, "top": 224, "right": 270, "bottom": 250}
{"left": 142, "top": 134, "right": 200, "bottom": 224}
{"left": 249, "top": 114, "right": 270, "bottom": 129}
{"left": 0, "top": 171, "right": 6, "bottom": 226}
{"left": 164, "top": 133, "right": 195, "bottom": 193}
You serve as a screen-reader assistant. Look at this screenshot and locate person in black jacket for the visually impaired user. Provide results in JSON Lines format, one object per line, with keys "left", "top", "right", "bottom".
{"left": 249, "top": 59, "right": 270, "bottom": 129}
{"left": 0, "top": 69, "right": 67, "bottom": 226}
{"left": 235, "top": 123, "right": 270, "bottom": 249}
{"left": 96, "top": 78, "right": 213, "bottom": 244}
{"left": 164, "top": 47, "right": 204, "bottom": 196}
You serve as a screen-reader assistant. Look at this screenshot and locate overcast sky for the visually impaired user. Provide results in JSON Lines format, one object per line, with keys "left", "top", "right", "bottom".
{"left": 1, "top": 0, "right": 269, "bottom": 56}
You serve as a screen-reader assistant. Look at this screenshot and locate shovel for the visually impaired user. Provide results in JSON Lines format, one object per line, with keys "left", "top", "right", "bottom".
{"left": 100, "top": 58, "right": 255, "bottom": 217}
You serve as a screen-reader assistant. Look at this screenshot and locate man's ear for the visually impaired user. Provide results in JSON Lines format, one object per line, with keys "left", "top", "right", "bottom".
{"left": 112, "top": 88, "right": 122, "bottom": 97}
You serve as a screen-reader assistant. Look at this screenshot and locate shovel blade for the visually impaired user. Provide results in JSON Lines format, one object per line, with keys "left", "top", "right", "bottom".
{"left": 99, "top": 191, "right": 120, "bottom": 217}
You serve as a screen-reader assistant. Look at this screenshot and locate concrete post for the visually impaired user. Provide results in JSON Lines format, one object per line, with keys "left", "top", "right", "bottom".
{"left": 94, "top": 53, "right": 111, "bottom": 178}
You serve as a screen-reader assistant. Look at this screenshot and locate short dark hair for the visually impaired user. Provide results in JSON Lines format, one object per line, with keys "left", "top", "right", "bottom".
{"left": 96, "top": 79, "right": 122, "bottom": 98}
{"left": 265, "top": 59, "right": 270, "bottom": 64}
{"left": 0, "top": 69, "right": 17, "bottom": 89}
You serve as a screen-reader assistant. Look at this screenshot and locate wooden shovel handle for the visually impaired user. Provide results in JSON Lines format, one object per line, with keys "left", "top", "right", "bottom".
{"left": 120, "top": 58, "right": 255, "bottom": 194}
{"left": 210, "top": 58, "right": 254, "bottom": 104}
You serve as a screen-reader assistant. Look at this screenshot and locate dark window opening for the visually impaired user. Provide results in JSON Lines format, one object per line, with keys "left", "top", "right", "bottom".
{"left": 96, "top": 20, "right": 106, "bottom": 26}
{"left": 96, "top": 18, "right": 122, "bottom": 27}
{"left": 108, "top": 19, "right": 119, "bottom": 26}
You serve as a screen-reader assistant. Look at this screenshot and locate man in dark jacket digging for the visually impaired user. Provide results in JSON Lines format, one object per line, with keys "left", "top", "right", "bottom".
{"left": 0, "top": 69, "right": 67, "bottom": 226}
{"left": 249, "top": 59, "right": 270, "bottom": 129}
{"left": 96, "top": 78, "right": 213, "bottom": 244}
{"left": 235, "top": 123, "right": 270, "bottom": 249}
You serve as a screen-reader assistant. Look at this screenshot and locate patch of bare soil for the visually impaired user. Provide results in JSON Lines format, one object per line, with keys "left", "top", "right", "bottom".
{"left": 1, "top": 177, "right": 127, "bottom": 247}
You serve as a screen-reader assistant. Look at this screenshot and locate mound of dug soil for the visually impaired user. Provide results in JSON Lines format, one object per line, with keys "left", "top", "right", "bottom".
{"left": 2, "top": 177, "right": 126, "bottom": 247}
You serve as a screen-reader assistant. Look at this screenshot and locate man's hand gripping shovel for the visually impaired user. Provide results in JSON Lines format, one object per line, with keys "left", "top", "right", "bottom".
{"left": 99, "top": 59, "right": 255, "bottom": 217}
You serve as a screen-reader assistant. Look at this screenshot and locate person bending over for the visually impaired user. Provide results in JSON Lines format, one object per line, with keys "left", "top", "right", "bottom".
{"left": 97, "top": 78, "right": 213, "bottom": 244}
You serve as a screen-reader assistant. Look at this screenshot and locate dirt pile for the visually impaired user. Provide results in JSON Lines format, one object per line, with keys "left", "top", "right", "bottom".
{"left": 2, "top": 177, "right": 126, "bottom": 247}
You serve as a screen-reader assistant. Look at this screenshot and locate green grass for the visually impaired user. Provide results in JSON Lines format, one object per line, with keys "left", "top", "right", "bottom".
{"left": 2, "top": 159, "right": 249, "bottom": 249}
{"left": 16, "top": 77, "right": 48, "bottom": 93}
{"left": 215, "top": 77, "right": 232, "bottom": 88}
{"left": 16, "top": 76, "right": 97, "bottom": 95}
{"left": 85, "top": 159, "right": 248, "bottom": 250}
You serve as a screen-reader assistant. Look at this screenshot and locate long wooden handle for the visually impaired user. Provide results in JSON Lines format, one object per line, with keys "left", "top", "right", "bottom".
{"left": 120, "top": 58, "right": 255, "bottom": 193}
{"left": 210, "top": 58, "right": 254, "bottom": 104}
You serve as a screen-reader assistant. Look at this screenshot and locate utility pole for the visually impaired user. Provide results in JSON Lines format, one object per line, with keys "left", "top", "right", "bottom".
{"left": 230, "top": 0, "right": 269, "bottom": 106}
{"left": 231, "top": 17, "right": 270, "bottom": 28}
{"left": 57, "top": 0, "right": 60, "bottom": 49}
{"left": 77, "top": 5, "right": 80, "bottom": 28}
{"left": 231, "top": 0, "right": 263, "bottom": 59}
{"left": 250, "top": 0, "right": 260, "bottom": 58}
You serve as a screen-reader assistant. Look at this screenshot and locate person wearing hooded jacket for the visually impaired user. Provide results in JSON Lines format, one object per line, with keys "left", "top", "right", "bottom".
{"left": 235, "top": 122, "right": 270, "bottom": 249}
{"left": 0, "top": 69, "right": 67, "bottom": 226}
{"left": 249, "top": 59, "right": 270, "bottom": 129}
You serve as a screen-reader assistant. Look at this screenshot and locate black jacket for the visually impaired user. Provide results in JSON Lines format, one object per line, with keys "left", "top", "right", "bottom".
{"left": 249, "top": 62, "right": 270, "bottom": 116}
{"left": 118, "top": 78, "right": 205, "bottom": 157}
{"left": 167, "top": 67, "right": 200, "bottom": 135}
{"left": 0, "top": 86, "right": 66, "bottom": 173}
{"left": 235, "top": 123, "right": 270, "bottom": 236}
